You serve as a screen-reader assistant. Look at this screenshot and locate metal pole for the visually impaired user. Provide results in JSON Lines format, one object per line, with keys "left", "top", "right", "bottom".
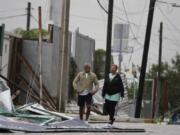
{"left": 26, "top": 2, "right": 31, "bottom": 31}
{"left": 135, "top": 0, "right": 157, "bottom": 118}
{"left": 104, "top": 0, "right": 114, "bottom": 81}
{"left": 38, "top": 6, "right": 43, "bottom": 105}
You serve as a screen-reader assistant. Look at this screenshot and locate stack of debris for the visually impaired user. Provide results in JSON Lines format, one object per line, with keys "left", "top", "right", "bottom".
{"left": 0, "top": 78, "right": 145, "bottom": 133}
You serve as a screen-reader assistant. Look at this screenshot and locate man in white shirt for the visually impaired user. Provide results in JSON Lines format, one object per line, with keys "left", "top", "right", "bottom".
{"left": 73, "top": 64, "right": 99, "bottom": 121}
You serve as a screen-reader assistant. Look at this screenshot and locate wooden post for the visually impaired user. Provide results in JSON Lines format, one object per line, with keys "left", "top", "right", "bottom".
{"left": 163, "top": 80, "right": 168, "bottom": 116}
{"left": 152, "top": 77, "right": 157, "bottom": 119}
{"left": 38, "top": 6, "right": 43, "bottom": 105}
{"left": 57, "top": 0, "right": 71, "bottom": 112}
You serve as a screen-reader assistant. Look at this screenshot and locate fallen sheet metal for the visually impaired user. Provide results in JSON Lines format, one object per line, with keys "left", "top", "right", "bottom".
{"left": 31, "top": 106, "right": 73, "bottom": 120}
{"left": 49, "top": 119, "right": 92, "bottom": 128}
{"left": 0, "top": 79, "right": 14, "bottom": 114}
{"left": 0, "top": 116, "right": 145, "bottom": 133}
{"left": 0, "top": 117, "right": 46, "bottom": 132}
{"left": 16, "top": 103, "right": 49, "bottom": 115}
{"left": 0, "top": 90, "right": 13, "bottom": 113}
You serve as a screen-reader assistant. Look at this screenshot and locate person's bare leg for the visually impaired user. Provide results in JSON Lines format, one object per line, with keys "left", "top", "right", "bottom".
{"left": 79, "top": 106, "right": 84, "bottom": 120}
{"left": 86, "top": 105, "right": 91, "bottom": 121}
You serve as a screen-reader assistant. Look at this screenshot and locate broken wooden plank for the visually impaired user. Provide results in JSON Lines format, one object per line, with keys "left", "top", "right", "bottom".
{"left": 11, "top": 90, "right": 21, "bottom": 100}
{"left": 18, "top": 54, "right": 56, "bottom": 108}
{"left": 0, "top": 74, "right": 54, "bottom": 110}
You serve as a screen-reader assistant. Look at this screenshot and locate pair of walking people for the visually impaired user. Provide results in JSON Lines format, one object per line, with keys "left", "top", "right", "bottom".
{"left": 73, "top": 64, "right": 124, "bottom": 125}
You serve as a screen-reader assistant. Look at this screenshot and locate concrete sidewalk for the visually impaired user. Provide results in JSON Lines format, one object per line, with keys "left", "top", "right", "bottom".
{"left": 1, "top": 122, "right": 179, "bottom": 135}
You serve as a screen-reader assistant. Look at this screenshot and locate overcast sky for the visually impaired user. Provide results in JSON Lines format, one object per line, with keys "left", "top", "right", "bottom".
{"left": 1, "top": 0, "right": 180, "bottom": 70}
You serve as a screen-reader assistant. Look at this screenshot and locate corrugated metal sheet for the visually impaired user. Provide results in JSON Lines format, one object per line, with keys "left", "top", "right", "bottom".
{"left": 72, "top": 30, "right": 95, "bottom": 71}
{"left": 21, "top": 26, "right": 71, "bottom": 98}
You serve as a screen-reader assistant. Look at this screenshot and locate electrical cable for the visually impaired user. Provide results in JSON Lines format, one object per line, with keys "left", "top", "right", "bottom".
{"left": 0, "top": 8, "right": 26, "bottom": 13}
{"left": 158, "top": 5, "right": 180, "bottom": 34}
{"left": 157, "top": 5, "right": 180, "bottom": 48}
{"left": 97, "top": 0, "right": 108, "bottom": 14}
{"left": 121, "top": 0, "right": 143, "bottom": 46}
{"left": 31, "top": 14, "right": 38, "bottom": 23}
{"left": 0, "top": 14, "right": 27, "bottom": 20}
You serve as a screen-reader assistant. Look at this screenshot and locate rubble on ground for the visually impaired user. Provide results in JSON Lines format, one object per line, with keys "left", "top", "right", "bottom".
{"left": 0, "top": 79, "right": 145, "bottom": 133}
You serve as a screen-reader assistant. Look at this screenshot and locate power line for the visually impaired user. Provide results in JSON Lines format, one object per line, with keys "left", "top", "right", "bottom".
{"left": 158, "top": 5, "right": 180, "bottom": 34}
{"left": 0, "top": 14, "right": 27, "bottom": 20}
{"left": 0, "top": 8, "right": 26, "bottom": 13}
{"left": 157, "top": 5, "right": 180, "bottom": 48}
{"left": 31, "top": 14, "right": 38, "bottom": 23}
{"left": 70, "top": 14, "right": 106, "bottom": 22}
{"left": 136, "top": 0, "right": 149, "bottom": 37}
{"left": 121, "top": 0, "right": 143, "bottom": 46}
{"left": 97, "top": 0, "right": 149, "bottom": 27}
{"left": 108, "top": 0, "right": 155, "bottom": 15}
{"left": 97, "top": 0, "right": 108, "bottom": 14}
{"left": 157, "top": 0, "right": 177, "bottom": 6}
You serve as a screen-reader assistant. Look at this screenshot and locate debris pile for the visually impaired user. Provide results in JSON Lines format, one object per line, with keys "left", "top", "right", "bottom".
{"left": 0, "top": 78, "right": 145, "bottom": 133}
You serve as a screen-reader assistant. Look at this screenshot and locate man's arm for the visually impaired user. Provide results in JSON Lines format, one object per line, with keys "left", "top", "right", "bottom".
{"left": 73, "top": 73, "right": 80, "bottom": 91}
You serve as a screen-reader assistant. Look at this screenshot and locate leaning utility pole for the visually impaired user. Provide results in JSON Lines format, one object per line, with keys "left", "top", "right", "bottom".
{"left": 26, "top": 2, "right": 31, "bottom": 31}
{"left": 38, "top": 6, "right": 43, "bottom": 105}
{"left": 57, "top": 0, "right": 71, "bottom": 112}
{"left": 135, "top": 0, "right": 157, "bottom": 118}
{"left": 104, "top": 0, "right": 114, "bottom": 81}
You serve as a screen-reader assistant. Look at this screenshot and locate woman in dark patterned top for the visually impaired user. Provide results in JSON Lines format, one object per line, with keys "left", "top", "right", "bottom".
{"left": 102, "top": 64, "right": 124, "bottom": 125}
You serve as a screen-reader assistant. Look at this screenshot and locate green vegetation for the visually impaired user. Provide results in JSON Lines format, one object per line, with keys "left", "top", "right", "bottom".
{"left": 146, "top": 54, "right": 180, "bottom": 113}
{"left": 94, "top": 49, "right": 106, "bottom": 79}
{"left": 68, "top": 57, "right": 77, "bottom": 100}
{"left": 14, "top": 28, "right": 49, "bottom": 40}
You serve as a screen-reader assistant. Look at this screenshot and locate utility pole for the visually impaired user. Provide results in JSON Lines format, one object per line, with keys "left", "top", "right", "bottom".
{"left": 151, "top": 77, "right": 157, "bottom": 118}
{"left": 158, "top": 22, "right": 163, "bottom": 79}
{"left": 155, "top": 22, "right": 163, "bottom": 117}
{"left": 104, "top": 0, "right": 114, "bottom": 81}
{"left": 135, "top": 0, "right": 157, "bottom": 118}
{"left": 163, "top": 80, "right": 168, "bottom": 117}
{"left": 38, "top": 6, "right": 43, "bottom": 105}
{"left": 57, "top": 0, "right": 71, "bottom": 112}
{"left": 26, "top": 2, "right": 31, "bottom": 31}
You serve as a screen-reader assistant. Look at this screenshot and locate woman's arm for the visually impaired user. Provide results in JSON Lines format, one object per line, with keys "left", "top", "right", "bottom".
{"left": 119, "top": 75, "right": 124, "bottom": 98}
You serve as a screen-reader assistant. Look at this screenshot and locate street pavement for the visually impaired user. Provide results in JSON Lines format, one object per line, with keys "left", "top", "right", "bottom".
{"left": 1, "top": 122, "right": 179, "bottom": 135}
